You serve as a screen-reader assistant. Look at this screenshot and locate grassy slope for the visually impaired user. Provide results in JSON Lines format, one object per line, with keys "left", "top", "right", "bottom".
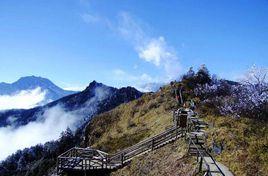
{"left": 84, "top": 85, "right": 198, "bottom": 175}
{"left": 111, "top": 139, "right": 195, "bottom": 176}
{"left": 84, "top": 83, "right": 268, "bottom": 176}
{"left": 203, "top": 115, "right": 268, "bottom": 176}
{"left": 85, "top": 85, "right": 178, "bottom": 154}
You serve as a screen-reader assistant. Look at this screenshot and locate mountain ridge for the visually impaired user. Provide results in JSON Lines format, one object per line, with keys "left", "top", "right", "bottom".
{"left": 0, "top": 76, "right": 76, "bottom": 106}
{"left": 0, "top": 80, "right": 143, "bottom": 128}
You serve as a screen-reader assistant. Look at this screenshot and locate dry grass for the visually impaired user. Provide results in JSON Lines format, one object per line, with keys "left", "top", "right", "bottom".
{"left": 203, "top": 115, "right": 268, "bottom": 176}
{"left": 83, "top": 85, "right": 198, "bottom": 176}
{"left": 111, "top": 139, "right": 196, "bottom": 176}
{"left": 85, "top": 86, "right": 178, "bottom": 154}
{"left": 84, "top": 82, "right": 268, "bottom": 176}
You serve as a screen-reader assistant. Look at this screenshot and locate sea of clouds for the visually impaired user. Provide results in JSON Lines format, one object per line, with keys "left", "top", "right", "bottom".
{"left": 0, "top": 87, "right": 47, "bottom": 110}
{"left": 0, "top": 105, "right": 79, "bottom": 161}
{"left": 0, "top": 86, "right": 110, "bottom": 161}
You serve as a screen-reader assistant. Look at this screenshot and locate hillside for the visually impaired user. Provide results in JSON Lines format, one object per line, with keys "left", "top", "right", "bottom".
{"left": 1, "top": 67, "right": 266, "bottom": 176}
{"left": 84, "top": 85, "right": 177, "bottom": 153}
{"left": 83, "top": 84, "right": 198, "bottom": 175}
{"left": 111, "top": 139, "right": 195, "bottom": 176}
{"left": 203, "top": 116, "right": 268, "bottom": 175}
{"left": 83, "top": 77, "right": 268, "bottom": 176}
{"left": 0, "top": 81, "right": 143, "bottom": 176}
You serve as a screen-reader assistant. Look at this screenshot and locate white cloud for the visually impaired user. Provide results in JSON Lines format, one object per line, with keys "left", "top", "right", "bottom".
{"left": 113, "top": 69, "right": 153, "bottom": 83}
{"left": 0, "top": 105, "right": 80, "bottom": 161}
{"left": 81, "top": 11, "right": 182, "bottom": 86}
{"left": 113, "top": 69, "right": 160, "bottom": 92}
{"left": 117, "top": 12, "right": 146, "bottom": 45}
{"left": 64, "top": 85, "right": 86, "bottom": 91}
{"left": 117, "top": 12, "right": 181, "bottom": 81}
{"left": 0, "top": 86, "right": 111, "bottom": 161}
{"left": 0, "top": 87, "right": 46, "bottom": 110}
{"left": 81, "top": 12, "right": 113, "bottom": 30}
{"left": 138, "top": 36, "right": 181, "bottom": 80}
{"left": 81, "top": 13, "right": 100, "bottom": 23}
{"left": 137, "top": 82, "right": 164, "bottom": 92}
{"left": 138, "top": 37, "right": 166, "bottom": 66}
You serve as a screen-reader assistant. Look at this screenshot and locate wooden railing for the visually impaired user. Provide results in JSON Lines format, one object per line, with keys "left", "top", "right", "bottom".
{"left": 57, "top": 108, "right": 189, "bottom": 175}
{"left": 189, "top": 137, "right": 211, "bottom": 174}
{"left": 57, "top": 108, "right": 228, "bottom": 176}
{"left": 189, "top": 137, "right": 225, "bottom": 176}
{"left": 57, "top": 126, "right": 183, "bottom": 174}
{"left": 187, "top": 113, "right": 225, "bottom": 176}
{"left": 108, "top": 126, "right": 183, "bottom": 165}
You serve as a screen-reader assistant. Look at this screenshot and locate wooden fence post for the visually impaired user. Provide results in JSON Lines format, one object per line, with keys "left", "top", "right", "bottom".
{"left": 121, "top": 153, "right": 124, "bottom": 166}
{"left": 56, "top": 158, "right": 59, "bottom": 175}
{"left": 151, "top": 138, "right": 154, "bottom": 151}
{"left": 176, "top": 127, "right": 178, "bottom": 139}
{"left": 173, "top": 110, "right": 175, "bottom": 126}
{"left": 105, "top": 155, "right": 107, "bottom": 169}
{"left": 199, "top": 157, "right": 203, "bottom": 173}
{"left": 82, "top": 159, "right": 84, "bottom": 171}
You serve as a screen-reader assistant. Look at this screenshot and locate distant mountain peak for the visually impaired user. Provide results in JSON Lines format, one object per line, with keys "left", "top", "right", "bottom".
{"left": 0, "top": 76, "right": 76, "bottom": 109}
{"left": 17, "top": 75, "right": 48, "bottom": 81}
{"left": 86, "top": 81, "right": 105, "bottom": 90}
{"left": 15, "top": 76, "right": 53, "bottom": 85}
{"left": 89, "top": 80, "right": 101, "bottom": 87}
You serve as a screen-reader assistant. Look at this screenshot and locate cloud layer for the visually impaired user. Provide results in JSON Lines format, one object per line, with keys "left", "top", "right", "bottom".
{"left": 0, "top": 87, "right": 47, "bottom": 110}
{"left": 138, "top": 36, "right": 181, "bottom": 80}
{"left": 117, "top": 12, "right": 181, "bottom": 81}
{"left": 0, "top": 105, "right": 80, "bottom": 161}
{"left": 0, "top": 86, "right": 111, "bottom": 161}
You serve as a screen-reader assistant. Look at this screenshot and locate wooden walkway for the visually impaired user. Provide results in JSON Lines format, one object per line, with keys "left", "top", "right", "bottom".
{"left": 57, "top": 126, "right": 183, "bottom": 175}
{"left": 187, "top": 112, "right": 233, "bottom": 176}
{"left": 57, "top": 108, "right": 232, "bottom": 176}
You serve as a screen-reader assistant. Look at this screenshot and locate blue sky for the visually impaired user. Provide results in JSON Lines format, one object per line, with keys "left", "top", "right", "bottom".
{"left": 0, "top": 0, "right": 267, "bottom": 90}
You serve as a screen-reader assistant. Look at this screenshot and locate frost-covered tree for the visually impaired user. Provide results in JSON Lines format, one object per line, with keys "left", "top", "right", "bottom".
{"left": 194, "top": 79, "right": 232, "bottom": 101}
{"left": 242, "top": 65, "right": 268, "bottom": 93}
{"left": 220, "top": 66, "right": 268, "bottom": 119}
{"left": 17, "top": 155, "right": 27, "bottom": 171}
{"left": 0, "top": 127, "right": 80, "bottom": 176}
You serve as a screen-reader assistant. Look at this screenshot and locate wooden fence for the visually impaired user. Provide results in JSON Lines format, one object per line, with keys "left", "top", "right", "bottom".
{"left": 57, "top": 108, "right": 228, "bottom": 176}
{"left": 57, "top": 126, "right": 183, "bottom": 174}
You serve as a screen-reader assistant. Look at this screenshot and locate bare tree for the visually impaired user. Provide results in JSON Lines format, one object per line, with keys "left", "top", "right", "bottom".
{"left": 242, "top": 65, "right": 268, "bottom": 94}
{"left": 220, "top": 65, "right": 268, "bottom": 118}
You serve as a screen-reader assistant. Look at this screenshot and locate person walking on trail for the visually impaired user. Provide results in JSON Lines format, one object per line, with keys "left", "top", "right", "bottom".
{"left": 171, "top": 82, "right": 179, "bottom": 104}
{"left": 177, "top": 85, "right": 184, "bottom": 105}
{"left": 175, "top": 88, "right": 182, "bottom": 106}
{"left": 171, "top": 82, "right": 184, "bottom": 106}
{"left": 190, "top": 99, "right": 195, "bottom": 111}
{"left": 175, "top": 89, "right": 180, "bottom": 104}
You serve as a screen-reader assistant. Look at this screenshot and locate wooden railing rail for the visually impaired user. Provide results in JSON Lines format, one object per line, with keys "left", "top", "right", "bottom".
{"left": 187, "top": 111, "right": 225, "bottom": 176}
{"left": 108, "top": 126, "right": 182, "bottom": 163}
{"left": 188, "top": 137, "right": 211, "bottom": 172}
{"left": 58, "top": 125, "right": 183, "bottom": 174}
{"left": 57, "top": 109, "right": 196, "bottom": 175}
